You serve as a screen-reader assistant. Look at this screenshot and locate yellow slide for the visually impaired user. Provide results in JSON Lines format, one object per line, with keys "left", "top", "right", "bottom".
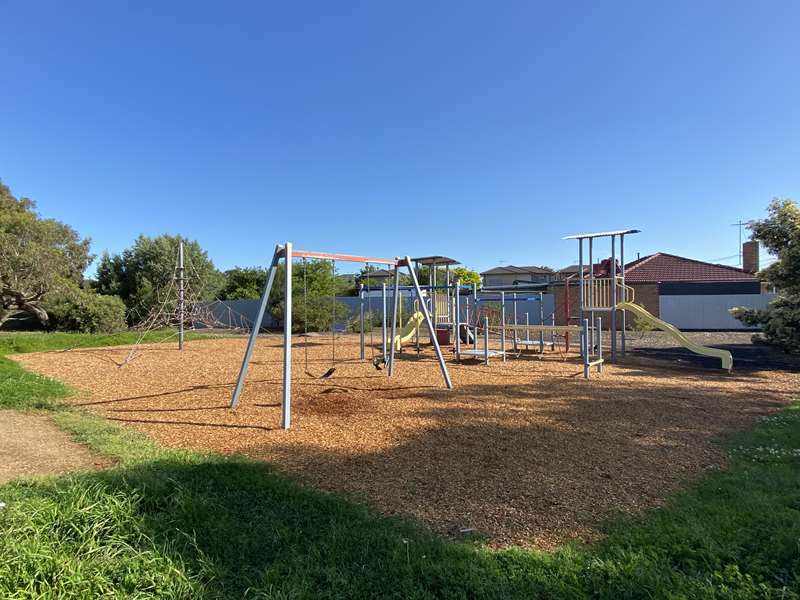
{"left": 393, "top": 311, "right": 425, "bottom": 351}
{"left": 618, "top": 302, "right": 733, "bottom": 371}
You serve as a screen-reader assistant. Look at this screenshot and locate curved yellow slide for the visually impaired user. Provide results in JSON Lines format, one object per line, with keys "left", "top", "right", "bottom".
{"left": 618, "top": 302, "right": 732, "bottom": 371}
{"left": 393, "top": 311, "right": 425, "bottom": 351}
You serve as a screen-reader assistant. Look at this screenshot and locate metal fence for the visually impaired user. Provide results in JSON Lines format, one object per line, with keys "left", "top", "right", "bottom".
{"left": 659, "top": 292, "right": 776, "bottom": 330}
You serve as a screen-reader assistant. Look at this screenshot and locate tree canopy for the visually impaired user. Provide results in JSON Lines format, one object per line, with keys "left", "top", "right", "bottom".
{"left": 0, "top": 181, "right": 92, "bottom": 326}
{"left": 95, "top": 234, "right": 223, "bottom": 323}
{"left": 732, "top": 198, "right": 800, "bottom": 353}
{"left": 451, "top": 266, "right": 482, "bottom": 287}
{"left": 219, "top": 267, "right": 267, "bottom": 300}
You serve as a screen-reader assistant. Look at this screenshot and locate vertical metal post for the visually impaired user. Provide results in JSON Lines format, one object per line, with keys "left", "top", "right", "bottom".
{"left": 405, "top": 256, "right": 452, "bottom": 389}
{"left": 588, "top": 237, "right": 594, "bottom": 353}
{"left": 472, "top": 283, "right": 478, "bottom": 349}
{"left": 454, "top": 282, "right": 461, "bottom": 358}
{"left": 512, "top": 293, "right": 518, "bottom": 352}
{"left": 178, "top": 241, "right": 185, "bottom": 350}
{"left": 230, "top": 244, "right": 282, "bottom": 410}
{"left": 525, "top": 313, "right": 530, "bottom": 342}
{"left": 550, "top": 312, "right": 556, "bottom": 349}
{"left": 432, "top": 261, "right": 438, "bottom": 327}
{"left": 359, "top": 284, "right": 365, "bottom": 360}
{"left": 538, "top": 291, "right": 544, "bottom": 353}
{"left": 596, "top": 316, "right": 603, "bottom": 373}
{"left": 582, "top": 317, "right": 590, "bottom": 379}
{"left": 281, "top": 243, "right": 293, "bottom": 429}
{"left": 388, "top": 267, "right": 401, "bottom": 376}
{"left": 500, "top": 291, "right": 506, "bottom": 362}
{"left": 381, "top": 282, "right": 387, "bottom": 363}
{"left": 620, "top": 234, "right": 626, "bottom": 357}
{"left": 578, "top": 238, "right": 585, "bottom": 328}
{"left": 610, "top": 234, "right": 617, "bottom": 361}
{"left": 483, "top": 316, "right": 490, "bottom": 365}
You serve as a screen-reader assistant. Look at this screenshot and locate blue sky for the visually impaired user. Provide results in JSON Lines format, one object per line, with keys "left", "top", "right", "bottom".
{"left": 2, "top": 1, "right": 798, "bottom": 275}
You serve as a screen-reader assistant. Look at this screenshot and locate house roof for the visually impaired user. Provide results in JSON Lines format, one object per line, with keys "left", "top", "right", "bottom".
{"left": 359, "top": 268, "right": 395, "bottom": 279}
{"left": 480, "top": 265, "right": 553, "bottom": 276}
{"left": 623, "top": 253, "right": 757, "bottom": 283}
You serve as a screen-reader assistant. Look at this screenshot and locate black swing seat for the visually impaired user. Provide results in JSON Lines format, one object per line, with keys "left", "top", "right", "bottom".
{"left": 320, "top": 367, "right": 337, "bottom": 379}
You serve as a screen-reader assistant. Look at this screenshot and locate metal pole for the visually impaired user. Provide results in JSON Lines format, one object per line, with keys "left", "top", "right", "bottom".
{"left": 405, "top": 256, "right": 453, "bottom": 389}
{"left": 596, "top": 316, "right": 603, "bottom": 373}
{"left": 582, "top": 318, "right": 590, "bottom": 379}
{"left": 178, "top": 241, "right": 185, "bottom": 350}
{"left": 551, "top": 312, "right": 556, "bottom": 349}
{"left": 500, "top": 291, "right": 506, "bottom": 362}
{"left": 483, "top": 316, "right": 490, "bottom": 365}
{"left": 538, "top": 291, "right": 544, "bottom": 353}
{"left": 526, "top": 313, "right": 530, "bottom": 342}
{"left": 382, "top": 282, "right": 387, "bottom": 363}
{"left": 359, "top": 284, "right": 365, "bottom": 360}
{"left": 588, "top": 237, "right": 594, "bottom": 353}
{"left": 610, "top": 234, "right": 617, "bottom": 360}
{"left": 512, "top": 292, "right": 518, "bottom": 352}
{"left": 432, "top": 261, "right": 438, "bottom": 327}
{"left": 281, "top": 243, "right": 293, "bottom": 429}
{"left": 473, "top": 283, "right": 478, "bottom": 349}
{"left": 230, "top": 244, "right": 282, "bottom": 410}
{"left": 388, "top": 267, "right": 401, "bottom": 376}
{"left": 454, "top": 281, "right": 461, "bottom": 358}
{"left": 620, "top": 234, "right": 626, "bottom": 357}
{"left": 578, "top": 238, "right": 585, "bottom": 328}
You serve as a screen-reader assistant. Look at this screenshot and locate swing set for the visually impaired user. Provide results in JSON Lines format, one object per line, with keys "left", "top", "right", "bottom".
{"left": 229, "top": 243, "right": 453, "bottom": 429}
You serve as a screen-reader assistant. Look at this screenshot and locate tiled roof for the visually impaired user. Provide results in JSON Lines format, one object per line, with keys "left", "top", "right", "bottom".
{"left": 481, "top": 265, "right": 553, "bottom": 276}
{"left": 624, "top": 253, "right": 756, "bottom": 283}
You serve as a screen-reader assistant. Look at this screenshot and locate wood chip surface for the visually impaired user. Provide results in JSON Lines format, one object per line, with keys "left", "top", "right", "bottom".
{"left": 14, "top": 336, "right": 799, "bottom": 548}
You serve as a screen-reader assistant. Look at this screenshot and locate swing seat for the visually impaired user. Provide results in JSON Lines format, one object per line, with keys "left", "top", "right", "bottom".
{"left": 320, "top": 367, "right": 337, "bottom": 379}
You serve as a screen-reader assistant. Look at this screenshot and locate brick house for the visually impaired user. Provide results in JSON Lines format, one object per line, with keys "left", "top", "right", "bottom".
{"left": 551, "top": 242, "right": 761, "bottom": 328}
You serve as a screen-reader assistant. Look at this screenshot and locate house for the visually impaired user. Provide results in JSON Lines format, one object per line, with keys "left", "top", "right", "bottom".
{"left": 480, "top": 265, "right": 556, "bottom": 287}
{"left": 551, "top": 241, "right": 769, "bottom": 329}
{"left": 355, "top": 268, "right": 395, "bottom": 285}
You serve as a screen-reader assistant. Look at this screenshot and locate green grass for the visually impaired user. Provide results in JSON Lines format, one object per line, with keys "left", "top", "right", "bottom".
{"left": 0, "top": 332, "right": 798, "bottom": 598}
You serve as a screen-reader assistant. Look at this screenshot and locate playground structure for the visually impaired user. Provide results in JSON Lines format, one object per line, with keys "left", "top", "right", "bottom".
{"left": 230, "top": 244, "right": 454, "bottom": 429}
{"left": 228, "top": 230, "right": 735, "bottom": 430}
{"left": 563, "top": 229, "right": 733, "bottom": 371}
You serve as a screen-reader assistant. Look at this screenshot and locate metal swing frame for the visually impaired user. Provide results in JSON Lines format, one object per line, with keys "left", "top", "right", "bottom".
{"left": 229, "top": 242, "right": 453, "bottom": 429}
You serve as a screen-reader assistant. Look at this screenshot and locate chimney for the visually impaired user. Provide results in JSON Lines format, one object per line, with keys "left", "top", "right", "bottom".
{"left": 742, "top": 240, "right": 759, "bottom": 274}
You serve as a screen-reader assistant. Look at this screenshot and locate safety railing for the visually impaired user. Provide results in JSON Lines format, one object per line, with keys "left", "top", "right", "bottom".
{"left": 582, "top": 277, "right": 634, "bottom": 310}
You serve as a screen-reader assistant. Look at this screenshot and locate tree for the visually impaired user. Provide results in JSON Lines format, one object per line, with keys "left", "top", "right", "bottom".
{"left": 45, "top": 287, "right": 127, "bottom": 333}
{"left": 219, "top": 267, "right": 267, "bottom": 300}
{"left": 270, "top": 260, "right": 350, "bottom": 332}
{"left": 451, "top": 266, "right": 482, "bottom": 287}
{"left": 732, "top": 198, "right": 800, "bottom": 353}
{"left": 0, "top": 181, "right": 92, "bottom": 327}
{"left": 95, "top": 234, "right": 223, "bottom": 323}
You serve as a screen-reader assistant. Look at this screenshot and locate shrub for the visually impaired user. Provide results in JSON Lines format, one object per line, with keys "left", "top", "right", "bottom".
{"left": 46, "top": 287, "right": 127, "bottom": 333}
{"left": 732, "top": 295, "right": 800, "bottom": 355}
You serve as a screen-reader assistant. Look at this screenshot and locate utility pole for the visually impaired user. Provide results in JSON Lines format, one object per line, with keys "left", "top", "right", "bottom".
{"left": 178, "top": 240, "right": 185, "bottom": 350}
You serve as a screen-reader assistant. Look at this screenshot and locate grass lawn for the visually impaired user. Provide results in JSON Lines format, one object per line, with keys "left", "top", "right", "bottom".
{"left": 0, "top": 332, "right": 798, "bottom": 598}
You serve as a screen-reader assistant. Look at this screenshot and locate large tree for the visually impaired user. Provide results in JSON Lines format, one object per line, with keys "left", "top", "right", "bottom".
{"left": 95, "top": 234, "right": 223, "bottom": 323}
{"left": 219, "top": 267, "right": 267, "bottom": 300}
{"left": 0, "top": 181, "right": 92, "bottom": 327}
{"left": 732, "top": 198, "right": 800, "bottom": 353}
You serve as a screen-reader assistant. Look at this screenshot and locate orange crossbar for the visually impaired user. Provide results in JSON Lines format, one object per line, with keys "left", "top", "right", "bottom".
{"left": 281, "top": 248, "right": 401, "bottom": 266}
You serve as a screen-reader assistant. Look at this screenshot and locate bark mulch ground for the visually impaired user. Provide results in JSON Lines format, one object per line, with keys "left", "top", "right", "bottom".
{"left": 14, "top": 336, "right": 800, "bottom": 549}
{"left": 0, "top": 411, "right": 110, "bottom": 484}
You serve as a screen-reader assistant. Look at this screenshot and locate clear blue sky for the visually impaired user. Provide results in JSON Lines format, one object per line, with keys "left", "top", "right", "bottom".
{"left": 2, "top": 1, "right": 798, "bottom": 275}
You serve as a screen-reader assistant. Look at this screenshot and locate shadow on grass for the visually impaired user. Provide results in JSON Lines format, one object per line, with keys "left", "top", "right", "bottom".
{"left": 46, "top": 456, "right": 586, "bottom": 598}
